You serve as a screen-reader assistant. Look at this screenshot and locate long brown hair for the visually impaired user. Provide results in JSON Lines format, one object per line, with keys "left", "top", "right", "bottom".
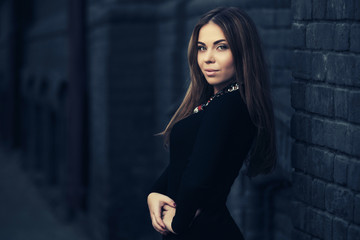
{"left": 157, "top": 7, "right": 276, "bottom": 177}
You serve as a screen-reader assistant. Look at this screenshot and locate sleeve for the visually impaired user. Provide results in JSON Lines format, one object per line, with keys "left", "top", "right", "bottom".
{"left": 148, "top": 165, "right": 169, "bottom": 196}
{"left": 171, "top": 94, "right": 255, "bottom": 234}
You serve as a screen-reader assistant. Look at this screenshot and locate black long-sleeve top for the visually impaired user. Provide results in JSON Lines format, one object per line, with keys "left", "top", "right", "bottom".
{"left": 149, "top": 85, "right": 256, "bottom": 235}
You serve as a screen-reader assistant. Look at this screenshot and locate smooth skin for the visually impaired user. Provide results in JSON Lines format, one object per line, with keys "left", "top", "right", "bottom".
{"left": 148, "top": 21, "right": 234, "bottom": 235}
{"left": 197, "top": 21, "right": 236, "bottom": 94}
{"left": 148, "top": 192, "right": 201, "bottom": 235}
{"left": 162, "top": 205, "right": 177, "bottom": 234}
{"left": 147, "top": 192, "right": 176, "bottom": 235}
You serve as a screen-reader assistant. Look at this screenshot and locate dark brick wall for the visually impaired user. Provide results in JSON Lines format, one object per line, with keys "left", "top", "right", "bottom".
{"left": 291, "top": 0, "right": 360, "bottom": 239}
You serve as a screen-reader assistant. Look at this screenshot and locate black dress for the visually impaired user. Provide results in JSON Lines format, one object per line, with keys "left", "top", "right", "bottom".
{"left": 149, "top": 84, "right": 256, "bottom": 240}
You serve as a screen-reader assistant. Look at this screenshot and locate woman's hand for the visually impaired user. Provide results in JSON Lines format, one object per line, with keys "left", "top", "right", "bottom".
{"left": 162, "top": 205, "right": 177, "bottom": 234}
{"left": 147, "top": 192, "right": 176, "bottom": 235}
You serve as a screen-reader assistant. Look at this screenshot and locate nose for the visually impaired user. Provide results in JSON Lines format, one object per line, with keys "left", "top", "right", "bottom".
{"left": 204, "top": 49, "right": 215, "bottom": 64}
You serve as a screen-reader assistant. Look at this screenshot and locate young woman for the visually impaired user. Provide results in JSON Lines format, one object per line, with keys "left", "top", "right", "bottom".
{"left": 147, "top": 7, "right": 276, "bottom": 240}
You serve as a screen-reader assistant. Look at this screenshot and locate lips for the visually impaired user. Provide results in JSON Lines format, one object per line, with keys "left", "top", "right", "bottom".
{"left": 204, "top": 69, "right": 219, "bottom": 72}
{"left": 204, "top": 69, "right": 219, "bottom": 77}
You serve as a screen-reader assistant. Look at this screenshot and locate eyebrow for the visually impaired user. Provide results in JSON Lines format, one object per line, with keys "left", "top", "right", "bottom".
{"left": 197, "top": 39, "right": 227, "bottom": 45}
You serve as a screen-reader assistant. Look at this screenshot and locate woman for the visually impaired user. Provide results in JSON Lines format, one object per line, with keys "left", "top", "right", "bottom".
{"left": 147, "top": 7, "right": 276, "bottom": 240}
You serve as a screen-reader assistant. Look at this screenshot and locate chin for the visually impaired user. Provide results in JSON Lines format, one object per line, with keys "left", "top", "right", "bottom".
{"left": 205, "top": 78, "right": 224, "bottom": 85}
{"left": 206, "top": 79, "right": 231, "bottom": 87}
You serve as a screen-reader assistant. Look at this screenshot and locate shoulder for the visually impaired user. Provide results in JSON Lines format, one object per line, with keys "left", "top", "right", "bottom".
{"left": 197, "top": 90, "right": 254, "bottom": 130}
{"left": 205, "top": 90, "right": 248, "bottom": 117}
{"left": 199, "top": 89, "right": 256, "bottom": 138}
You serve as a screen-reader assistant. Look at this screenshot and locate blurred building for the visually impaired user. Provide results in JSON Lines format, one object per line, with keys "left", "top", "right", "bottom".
{"left": 0, "top": 0, "right": 359, "bottom": 240}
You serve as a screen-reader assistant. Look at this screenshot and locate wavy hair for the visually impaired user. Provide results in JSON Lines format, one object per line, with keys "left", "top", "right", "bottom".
{"left": 157, "top": 7, "right": 277, "bottom": 177}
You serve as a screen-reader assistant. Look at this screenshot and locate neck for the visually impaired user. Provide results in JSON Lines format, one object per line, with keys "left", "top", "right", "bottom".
{"left": 213, "top": 79, "right": 237, "bottom": 95}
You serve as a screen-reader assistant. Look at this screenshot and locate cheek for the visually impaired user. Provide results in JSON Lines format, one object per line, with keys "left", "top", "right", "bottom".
{"left": 221, "top": 55, "right": 235, "bottom": 75}
{"left": 197, "top": 54, "right": 202, "bottom": 68}
{"left": 220, "top": 54, "right": 235, "bottom": 79}
{"left": 222, "top": 55, "right": 235, "bottom": 71}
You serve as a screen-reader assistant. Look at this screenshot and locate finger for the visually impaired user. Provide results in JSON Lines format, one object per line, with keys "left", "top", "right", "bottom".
{"left": 161, "top": 196, "right": 176, "bottom": 207}
{"left": 153, "top": 209, "right": 166, "bottom": 229}
{"left": 150, "top": 202, "right": 166, "bottom": 229}
{"left": 151, "top": 213, "right": 167, "bottom": 234}
{"left": 163, "top": 205, "right": 170, "bottom": 210}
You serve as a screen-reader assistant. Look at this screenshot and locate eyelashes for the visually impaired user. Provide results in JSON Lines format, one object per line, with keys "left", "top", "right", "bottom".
{"left": 196, "top": 44, "right": 229, "bottom": 51}
{"left": 217, "top": 45, "right": 229, "bottom": 50}
{"left": 197, "top": 45, "right": 206, "bottom": 51}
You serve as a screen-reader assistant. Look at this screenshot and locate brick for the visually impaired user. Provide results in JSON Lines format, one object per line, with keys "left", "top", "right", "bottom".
{"left": 323, "top": 121, "right": 351, "bottom": 154}
{"left": 292, "top": 0, "right": 312, "bottom": 20}
{"left": 350, "top": 24, "right": 360, "bottom": 53}
{"left": 311, "top": 53, "right": 327, "bottom": 81}
{"left": 308, "top": 207, "right": 332, "bottom": 240}
{"left": 348, "top": 90, "right": 360, "bottom": 124}
{"left": 327, "top": 0, "right": 354, "bottom": 19}
{"left": 325, "top": 184, "right": 354, "bottom": 221}
{"left": 354, "top": 57, "right": 360, "bottom": 87}
{"left": 291, "top": 81, "right": 306, "bottom": 110}
{"left": 333, "top": 155, "right": 348, "bottom": 186}
{"left": 354, "top": 194, "right": 360, "bottom": 224}
{"left": 292, "top": 201, "right": 309, "bottom": 231}
{"left": 305, "top": 84, "right": 334, "bottom": 116}
{"left": 292, "top": 142, "right": 308, "bottom": 171}
{"left": 311, "top": 119, "right": 347, "bottom": 152}
{"left": 332, "top": 217, "right": 348, "bottom": 240}
{"left": 310, "top": 117, "right": 324, "bottom": 146}
{"left": 348, "top": 224, "right": 360, "bottom": 240}
{"left": 291, "top": 229, "right": 311, "bottom": 240}
{"left": 334, "top": 24, "right": 350, "bottom": 51}
{"left": 349, "top": 125, "right": 360, "bottom": 157}
{"left": 290, "top": 113, "right": 311, "bottom": 142}
{"left": 334, "top": 88, "right": 348, "bottom": 119}
{"left": 326, "top": 53, "right": 356, "bottom": 86}
{"left": 308, "top": 147, "right": 334, "bottom": 181}
{"left": 306, "top": 23, "right": 334, "bottom": 50}
{"left": 293, "top": 171, "right": 312, "bottom": 204}
{"left": 293, "top": 50, "right": 312, "bottom": 79}
{"left": 311, "top": 178, "right": 325, "bottom": 209}
{"left": 292, "top": 23, "right": 306, "bottom": 48}
{"left": 347, "top": 158, "right": 360, "bottom": 191}
{"left": 312, "top": 0, "right": 327, "bottom": 19}
{"left": 355, "top": 0, "right": 360, "bottom": 20}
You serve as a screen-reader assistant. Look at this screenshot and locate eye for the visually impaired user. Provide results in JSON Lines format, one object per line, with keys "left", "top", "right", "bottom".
{"left": 217, "top": 44, "right": 229, "bottom": 50}
{"left": 197, "top": 45, "right": 206, "bottom": 51}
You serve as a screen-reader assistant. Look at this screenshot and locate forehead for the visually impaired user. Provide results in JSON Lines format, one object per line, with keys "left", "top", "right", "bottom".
{"left": 198, "top": 22, "right": 226, "bottom": 43}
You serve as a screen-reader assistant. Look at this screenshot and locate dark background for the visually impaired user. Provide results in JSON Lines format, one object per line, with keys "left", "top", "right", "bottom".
{"left": 0, "top": 0, "right": 359, "bottom": 240}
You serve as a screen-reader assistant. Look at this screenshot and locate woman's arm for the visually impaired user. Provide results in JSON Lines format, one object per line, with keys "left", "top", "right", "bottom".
{"left": 148, "top": 165, "right": 169, "bottom": 195}
{"left": 170, "top": 93, "right": 256, "bottom": 234}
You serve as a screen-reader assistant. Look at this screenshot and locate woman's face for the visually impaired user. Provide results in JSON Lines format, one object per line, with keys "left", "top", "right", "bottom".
{"left": 197, "top": 22, "right": 235, "bottom": 94}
